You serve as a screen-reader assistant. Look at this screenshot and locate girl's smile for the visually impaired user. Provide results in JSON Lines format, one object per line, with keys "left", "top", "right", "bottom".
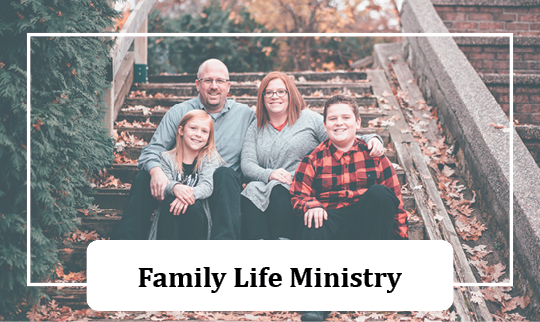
{"left": 179, "top": 118, "right": 211, "bottom": 154}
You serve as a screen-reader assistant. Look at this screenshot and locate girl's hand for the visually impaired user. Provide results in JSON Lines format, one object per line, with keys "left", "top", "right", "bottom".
{"left": 170, "top": 198, "right": 189, "bottom": 215}
{"left": 269, "top": 168, "right": 293, "bottom": 185}
{"left": 304, "top": 207, "right": 328, "bottom": 229}
{"left": 173, "top": 184, "right": 195, "bottom": 205}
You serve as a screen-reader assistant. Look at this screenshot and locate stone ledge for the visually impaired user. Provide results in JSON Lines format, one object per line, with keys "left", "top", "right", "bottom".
{"left": 516, "top": 125, "right": 540, "bottom": 140}
{"left": 432, "top": 0, "right": 540, "bottom": 6}
{"left": 479, "top": 73, "right": 540, "bottom": 85}
{"left": 402, "top": 0, "right": 540, "bottom": 314}
{"left": 453, "top": 36, "right": 540, "bottom": 46}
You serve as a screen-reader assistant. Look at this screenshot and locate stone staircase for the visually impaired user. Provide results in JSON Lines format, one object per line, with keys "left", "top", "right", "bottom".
{"left": 58, "top": 70, "right": 421, "bottom": 274}
{"left": 51, "top": 68, "right": 492, "bottom": 321}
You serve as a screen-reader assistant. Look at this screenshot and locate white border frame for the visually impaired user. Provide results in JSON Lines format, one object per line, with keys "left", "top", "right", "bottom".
{"left": 27, "top": 32, "right": 514, "bottom": 288}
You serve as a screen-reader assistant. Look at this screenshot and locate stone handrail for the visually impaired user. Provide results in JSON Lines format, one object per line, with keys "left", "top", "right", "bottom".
{"left": 401, "top": 0, "right": 540, "bottom": 314}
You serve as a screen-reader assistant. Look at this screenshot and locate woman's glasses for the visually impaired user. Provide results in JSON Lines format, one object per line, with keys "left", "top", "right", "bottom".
{"left": 264, "top": 89, "right": 288, "bottom": 98}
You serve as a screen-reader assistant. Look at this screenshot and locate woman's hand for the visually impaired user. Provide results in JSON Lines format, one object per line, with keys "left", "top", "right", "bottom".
{"left": 304, "top": 207, "right": 328, "bottom": 229}
{"left": 269, "top": 168, "right": 293, "bottom": 185}
{"left": 172, "top": 184, "right": 195, "bottom": 205}
{"left": 367, "top": 137, "right": 385, "bottom": 158}
{"left": 169, "top": 198, "right": 189, "bottom": 215}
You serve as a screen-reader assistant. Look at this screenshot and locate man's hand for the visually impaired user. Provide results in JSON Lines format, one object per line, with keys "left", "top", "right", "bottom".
{"left": 304, "top": 207, "right": 328, "bottom": 229}
{"left": 170, "top": 197, "right": 189, "bottom": 215}
{"left": 269, "top": 168, "right": 293, "bottom": 185}
{"left": 173, "top": 184, "right": 195, "bottom": 206}
{"left": 367, "top": 137, "right": 385, "bottom": 158}
{"left": 149, "top": 167, "right": 170, "bottom": 201}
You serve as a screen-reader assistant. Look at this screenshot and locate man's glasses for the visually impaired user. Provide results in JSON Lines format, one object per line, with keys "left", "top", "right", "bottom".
{"left": 264, "top": 89, "right": 288, "bottom": 98}
{"left": 198, "top": 78, "right": 229, "bottom": 85}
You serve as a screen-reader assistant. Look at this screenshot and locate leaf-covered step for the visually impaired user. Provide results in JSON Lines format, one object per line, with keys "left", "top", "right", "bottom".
{"left": 124, "top": 96, "right": 379, "bottom": 108}
{"left": 114, "top": 128, "right": 391, "bottom": 147}
{"left": 43, "top": 288, "right": 88, "bottom": 310}
{"left": 121, "top": 145, "right": 398, "bottom": 164}
{"left": 93, "top": 188, "right": 130, "bottom": 210}
{"left": 93, "top": 166, "right": 405, "bottom": 205}
{"left": 131, "top": 82, "right": 373, "bottom": 97}
{"left": 116, "top": 106, "right": 387, "bottom": 127}
{"left": 148, "top": 71, "right": 369, "bottom": 83}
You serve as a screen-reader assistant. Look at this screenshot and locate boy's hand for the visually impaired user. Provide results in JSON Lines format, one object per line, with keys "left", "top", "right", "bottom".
{"left": 150, "top": 167, "right": 170, "bottom": 201}
{"left": 173, "top": 184, "right": 195, "bottom": 205}
{"left": 170, "top": 198, "right": 188, "bottom": 215}
{"left": 367, "top": 137, "right": 385, "bottom": 158}
{"left": 269, "top": 168, "right": 293, "bottom": 185}
{"left": 304, "top": 207, "right": 328, "bottom": 229}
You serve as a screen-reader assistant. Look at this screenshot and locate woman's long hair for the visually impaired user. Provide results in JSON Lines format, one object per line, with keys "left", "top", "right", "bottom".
{"left": 256, "top": 71, "right": 306, "bottom": 128}
{"left": 168, "top": 110, "right": 223, "bottom": 174}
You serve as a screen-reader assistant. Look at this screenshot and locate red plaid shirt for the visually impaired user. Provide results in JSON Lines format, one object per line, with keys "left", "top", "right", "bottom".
{"left": 290, "top": 138, "right": 409, "bottom": 239}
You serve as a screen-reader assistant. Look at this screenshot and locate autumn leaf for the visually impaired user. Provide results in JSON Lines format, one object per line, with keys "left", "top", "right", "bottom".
{"left": 490, "top": 122, "right": 506, "bottom": 129}
{"left": 489, "top": 263, "right": 506, "bottom": 282}
{"left": 441, "top": 165, "right": 455, "bottom": 177}
{"left": 33, "top": 119, "right": 44, "bottom": 131}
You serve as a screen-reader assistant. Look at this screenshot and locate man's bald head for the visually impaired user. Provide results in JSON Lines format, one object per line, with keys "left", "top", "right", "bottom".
{"left": 197, "top": 59, "right": 229, "bottom": 79}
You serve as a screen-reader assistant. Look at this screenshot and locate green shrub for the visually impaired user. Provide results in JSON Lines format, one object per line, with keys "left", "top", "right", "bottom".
{"left": 0, "top": 0, "right": 118, "bottom": 318}
{"left": 148, "top": 0, "right": 280, "bottom": 74}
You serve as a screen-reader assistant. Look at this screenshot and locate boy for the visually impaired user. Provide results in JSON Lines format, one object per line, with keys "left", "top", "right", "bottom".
{"left": 290, "top": 95, "right": 409, "bottom": 240}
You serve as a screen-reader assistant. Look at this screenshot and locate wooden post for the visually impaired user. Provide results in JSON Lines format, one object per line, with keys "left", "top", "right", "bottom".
{"left": 134, "top": 0, "right": 148, "bottom": 83}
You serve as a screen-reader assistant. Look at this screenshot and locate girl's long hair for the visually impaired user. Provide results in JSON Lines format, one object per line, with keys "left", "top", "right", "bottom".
{"left": 168, "top": 110, "right": 224, "bottom": 174}
{"left": 256, "top": 71, "right": 305, "bottom": 128}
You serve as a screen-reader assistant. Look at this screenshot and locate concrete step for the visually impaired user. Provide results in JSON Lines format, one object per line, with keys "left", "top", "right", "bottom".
{"left": 124, "top": 96, "right": 378, "bottom": 108}
{"left": 148, "top": 71, "right": 369, "bottom": 83}
{"left": 62, "top": 193, "right": 419, "bottom": 273}
{"left": 122, "top": 145, "right": 398, "bottom": 164}
{"left": 114, "top": 127, "right": 391, "bottom": 147}
{"left": 93, "top": 167, "right": 406, "bottom": 212}
{"left": 133, "top": 82, "right": 373, "bottom": 97}
{"left": 117, "top": 107, "right": 387, "bottom": 128}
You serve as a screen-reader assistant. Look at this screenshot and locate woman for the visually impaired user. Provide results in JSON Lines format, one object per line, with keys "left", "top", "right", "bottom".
{"left": 240, "top": 72, "right": 384, "bottom": 240}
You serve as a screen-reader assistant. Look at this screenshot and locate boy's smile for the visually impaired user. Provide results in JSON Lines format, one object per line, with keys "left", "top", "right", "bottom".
{"left": 324, "top": 103, "right": 361, "bottom": 152}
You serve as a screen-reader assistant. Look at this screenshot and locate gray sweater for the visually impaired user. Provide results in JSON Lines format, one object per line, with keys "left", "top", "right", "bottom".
{"left": 148, "top": 151, "right": 222, "bottom": 240}
{"left": 241, "top": 109, "right": 379, "bottom": 211}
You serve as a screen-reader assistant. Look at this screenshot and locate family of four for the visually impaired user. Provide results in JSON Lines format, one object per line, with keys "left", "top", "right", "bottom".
{"left": 112, "top": 59, "right": 408, "bottom": 319}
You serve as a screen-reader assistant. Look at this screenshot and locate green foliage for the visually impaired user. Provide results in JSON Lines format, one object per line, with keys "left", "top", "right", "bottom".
{"left": 0, "top": 0, "right": 118, "bottom": 318}
{"left": 148, "top": 0, "right": 280, "bottom": 74}
{"left": 281, "top": 36, "right": 376, "bottom": 71}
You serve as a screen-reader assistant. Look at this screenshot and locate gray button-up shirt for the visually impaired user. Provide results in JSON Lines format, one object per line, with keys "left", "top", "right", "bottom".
{"left": 138, "top": 96, "right": 256, "bottom": 173}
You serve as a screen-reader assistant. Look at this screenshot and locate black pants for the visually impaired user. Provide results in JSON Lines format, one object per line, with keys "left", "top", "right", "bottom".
{"left": 241, "top": 185, "right": 299, "bottom": 240}
{"left": 156, "top": 197, "right": 208, "bottom": 240}
{"left": 112, "top": 166, "right": 242, "bottom": 240}
{"left": 297, "top": 184, "right": 399, "bottom": 240}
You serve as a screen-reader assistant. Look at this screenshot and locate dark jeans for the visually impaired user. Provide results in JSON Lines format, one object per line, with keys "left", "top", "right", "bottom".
{"left": 297, "top": 184, "right": 399, "bottom": 240}
{"left": 156, "top": 197, "right": 207, "bottom": 240}
{"left": 241, "top": 185, "right": 299, "bottom": 240}
{"left": 111, "top": 166, "right": 242, "bottom": 240}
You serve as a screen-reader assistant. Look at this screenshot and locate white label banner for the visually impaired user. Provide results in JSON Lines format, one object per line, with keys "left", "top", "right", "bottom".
{"left": 87, "top": 240, "right": 452, "bottom": 311}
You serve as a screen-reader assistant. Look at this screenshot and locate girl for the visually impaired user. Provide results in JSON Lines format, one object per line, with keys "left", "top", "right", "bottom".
{"left": 148, "top": 110, "right": 224, "bottom": 240}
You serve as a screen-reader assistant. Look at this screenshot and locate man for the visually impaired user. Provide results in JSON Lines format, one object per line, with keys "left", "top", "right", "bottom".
{"left": 112, "top": 59, "right": 255, "bottom": 240}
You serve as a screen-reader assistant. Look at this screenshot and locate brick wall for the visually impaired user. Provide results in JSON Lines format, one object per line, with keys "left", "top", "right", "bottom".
{"left": 434, "top": 5, "right": 540, "bottom": 36}
{"left": 485, "top": 81, "right": 540, "bottom": 125}
{"left": 431, "top": 1, "right": 540, "bottom": 126}
{"left": 458, "top": 44, "right": 540, "bottom": 74}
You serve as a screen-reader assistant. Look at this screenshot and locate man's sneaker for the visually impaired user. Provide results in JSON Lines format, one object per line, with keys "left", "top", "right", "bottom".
{"left": 301, "top": 311, "right": 329, "bottom": 321}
